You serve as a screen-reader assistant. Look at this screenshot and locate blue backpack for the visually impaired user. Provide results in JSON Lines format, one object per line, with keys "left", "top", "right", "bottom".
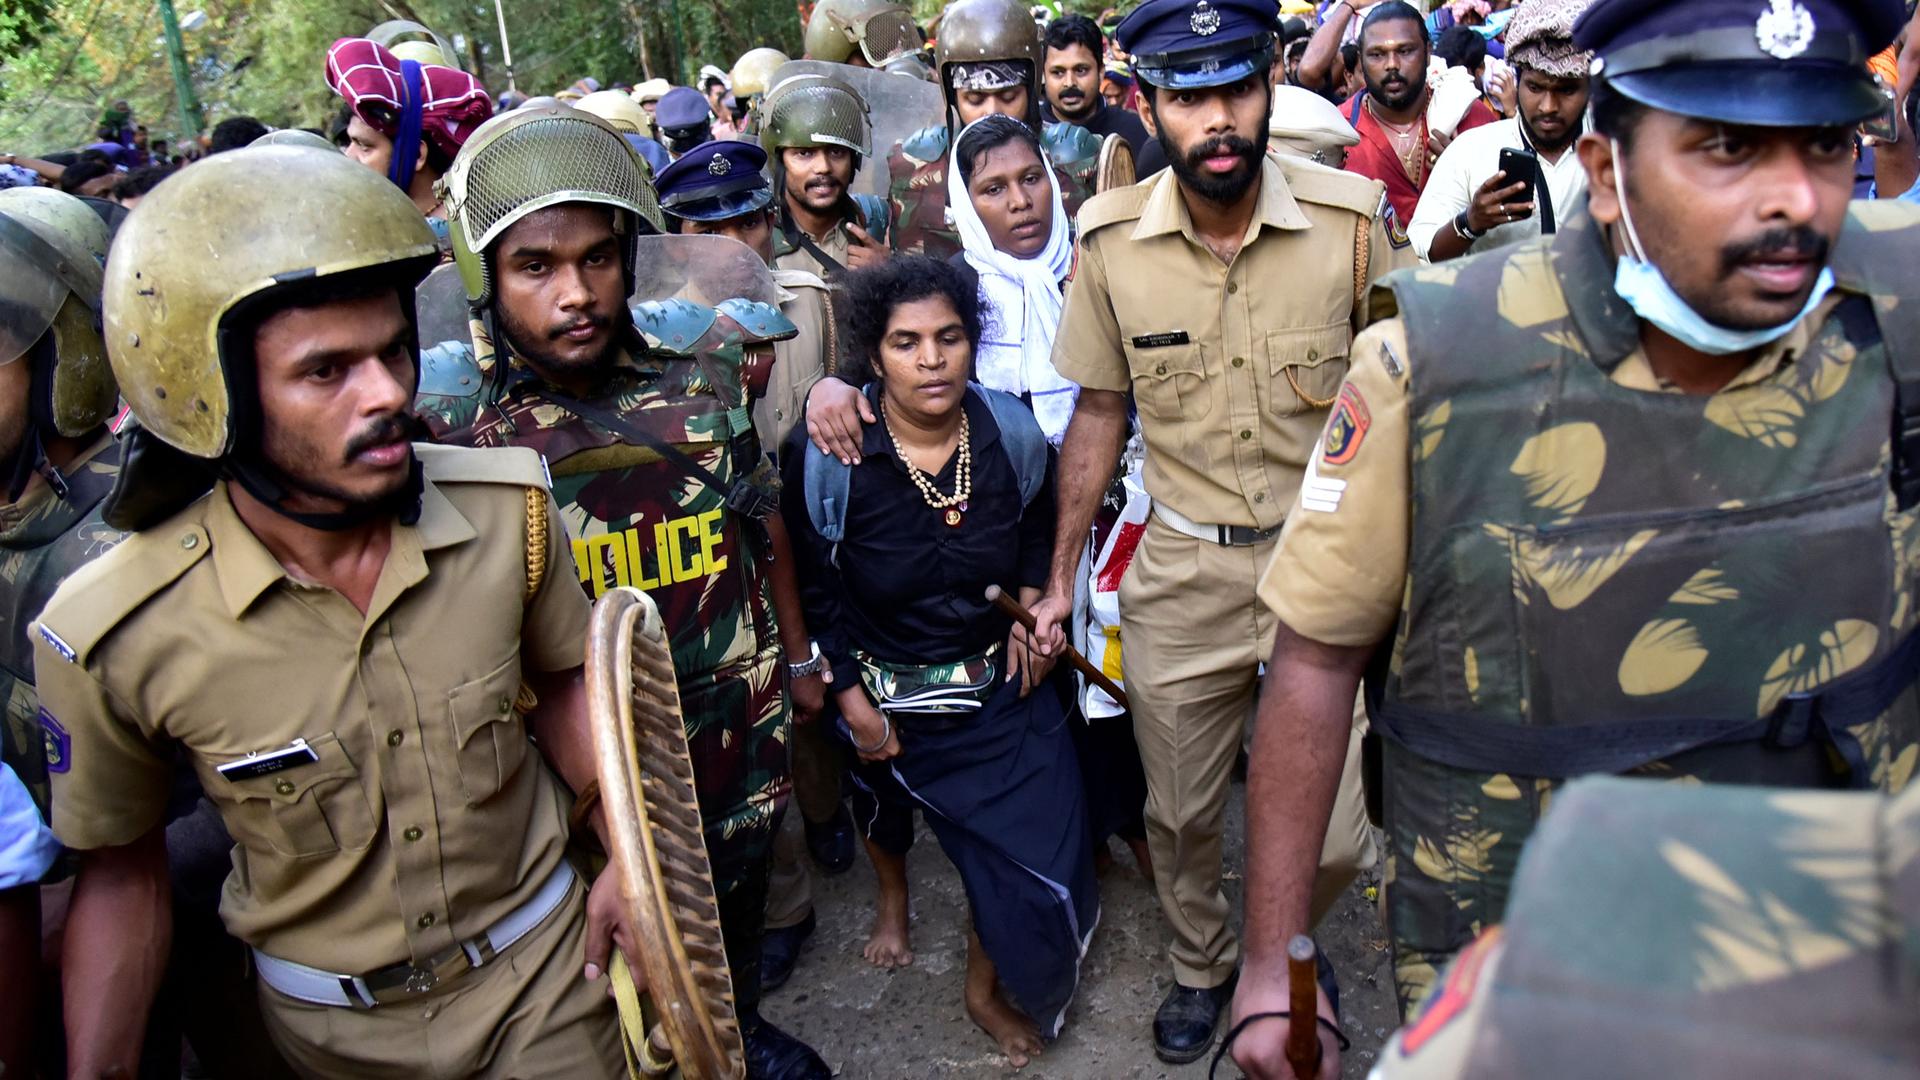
{"left": 802, "top": 382, "right": 1048, "bottom": 558}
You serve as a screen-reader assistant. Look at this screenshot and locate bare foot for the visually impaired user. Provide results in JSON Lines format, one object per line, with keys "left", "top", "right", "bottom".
{"left": 965, "top": 984, "right": 1045, "bottom": 1068}
{"left": 861, "top": 888, "right": 913, "bottom": 968}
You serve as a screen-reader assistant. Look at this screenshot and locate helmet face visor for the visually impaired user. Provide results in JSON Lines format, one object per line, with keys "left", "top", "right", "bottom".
{"left": 859, "top": 8, "right": 922, "bottom": 67}
{"left": 0, "top": 216, "right": 80, "bottom": 367}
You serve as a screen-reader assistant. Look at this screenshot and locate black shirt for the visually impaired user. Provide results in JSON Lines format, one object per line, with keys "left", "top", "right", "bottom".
{"left": 782, "top": 385, "right": 1056, "bottom": 685}
{"left": 1041, "top": 97, "right": 1152, "bottom": 160}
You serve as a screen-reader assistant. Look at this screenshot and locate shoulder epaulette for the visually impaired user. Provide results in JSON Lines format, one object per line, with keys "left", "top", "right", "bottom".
{"left": 1275, "top": 156, "right": 1385, "bottom": 219}
{"left": 36, "top": 518, "right": 211, "bottom": 666}
{"left": 416, "top": 444, "right": 550, "bottom": 490}
{"left": 1075, "top": 182, "right": 1154, "bottom": 238}
{"left": 771, "top": 266, "right": 829, "bottom": 294}
{"left": 632, "top": 298, "right": 719, "bottom": 356}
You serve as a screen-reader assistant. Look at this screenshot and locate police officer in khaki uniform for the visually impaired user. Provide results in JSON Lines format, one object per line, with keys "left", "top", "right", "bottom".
{"left": 1026, "top": 0, "right": 1385, "bottom": 1062}
{"left": 35, "top": 146, "right": 629, "bottom": 1078}
{"left": 1233, "top": 0, "right": 1920, "bottom": 1075}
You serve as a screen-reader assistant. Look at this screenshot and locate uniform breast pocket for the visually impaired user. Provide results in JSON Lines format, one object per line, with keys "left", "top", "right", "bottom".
{"left": 1127, "top": 343, "right": 1210, "bottom": 424}
{"left": 216, "top": 734, "right": 375, "bottom": 859}
{"left": 1266, "top": 322, "right": 1352, "bottom": 417}
{"left": 449, "top": 654, "right": 531, "bottom": 807}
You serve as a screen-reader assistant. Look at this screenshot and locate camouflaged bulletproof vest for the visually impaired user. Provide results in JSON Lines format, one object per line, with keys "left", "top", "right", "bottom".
{"left": 1366, "top": 202, "right": 1920, "bottom": 1011}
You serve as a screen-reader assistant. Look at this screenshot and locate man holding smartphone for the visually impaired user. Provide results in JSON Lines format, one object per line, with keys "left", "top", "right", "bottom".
{"left": 1408, "top": 0, "right": 1595, "bottom": 262}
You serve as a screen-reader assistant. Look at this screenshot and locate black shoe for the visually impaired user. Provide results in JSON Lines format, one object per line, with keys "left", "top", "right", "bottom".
{"left": 804, "top": 804, "right": 856, "bottom": 875}
{"left": 760, "top": 910, "right": 816, "bottom": 992}
{"left": 743, "top": 1017, "right": 833, "bottom": 1080}
{"left": 1152, "top": 970, "right": 1239, "bottom": 1064}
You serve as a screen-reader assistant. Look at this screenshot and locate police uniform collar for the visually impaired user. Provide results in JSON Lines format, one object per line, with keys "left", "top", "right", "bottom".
{"left": 1130, "top": 153, "right": 1311, "bottom": 243}
{"left": 205, "top": 467, "right": 476, "bottom": 619}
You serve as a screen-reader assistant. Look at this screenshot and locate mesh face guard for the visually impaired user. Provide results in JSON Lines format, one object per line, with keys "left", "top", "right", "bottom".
{"left": 764, "top": 82, "right": 872, "bottom": 155}
{"left": 859, "top": 8, "right": 922, "bottom": 67}
{"left": 451, "top": 113, "right": 661, "bottom": 254}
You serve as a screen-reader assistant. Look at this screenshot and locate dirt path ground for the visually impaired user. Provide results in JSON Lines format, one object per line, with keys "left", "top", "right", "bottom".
{"left": 764, "top": 775, "right": 1397, "bottom": 1078}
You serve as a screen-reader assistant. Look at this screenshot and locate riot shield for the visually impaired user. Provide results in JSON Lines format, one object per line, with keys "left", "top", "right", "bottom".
{"left": 769, "top": 59, "right": 944, "bottom": 198}
{"left": 414, "top": 261, "right": 473, "bottom": 352}
{"left": 630, "top": 233, "right": 784, "bottom": 309}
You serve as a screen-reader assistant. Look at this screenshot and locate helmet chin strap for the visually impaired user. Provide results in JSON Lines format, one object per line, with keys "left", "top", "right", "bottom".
{"left": 223, "top": 448, "right": 425, "bottom": 531}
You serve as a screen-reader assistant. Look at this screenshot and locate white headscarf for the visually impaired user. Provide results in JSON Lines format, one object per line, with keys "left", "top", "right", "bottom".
{"left": 946, "top": 115, "right": 1079, "bottom": 444}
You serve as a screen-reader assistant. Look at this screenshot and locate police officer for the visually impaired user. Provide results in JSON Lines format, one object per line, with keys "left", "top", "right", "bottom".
{"left": 763, "top": 74, "right": 892, "bottom": 278}
{"left": 656, "top": 86, "right": 718, "bottom": 159}
{"left": 413, "top": 105, "right": 833, "bottom": 1079}
{"left": 1371, "top": 775, "right": 1920, "bottom": 1078}
{"left": 1026, "top": 0, "right": 1388, "bottom": 1062}
{"left": 730, "top": 47, "right": 792, "bottom": 136}
{"left": 804, "top": 0, "right": 930, "bottom": 76}
{"left": 888, "top": 0, "right": 1104, "bottom": 261}
{"left": 654, "top": 137, "right": 857, "bottom": 992}
{"left": 1234, "top": 0, "right": 1920, "bottom": 1075}
{"left": 36, "top": 146, "right": 630, "bottom": 1076}
{"left": 0, "top": 186, "right": 121, "bottom": 1072}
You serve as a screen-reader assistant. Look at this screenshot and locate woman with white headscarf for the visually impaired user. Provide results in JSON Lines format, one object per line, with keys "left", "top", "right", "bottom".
{"left": 948, "top": 113, "right": 1154, "bottom": 883}
{"left": 946, "top": 114, "right": 1080, "bottom": 444}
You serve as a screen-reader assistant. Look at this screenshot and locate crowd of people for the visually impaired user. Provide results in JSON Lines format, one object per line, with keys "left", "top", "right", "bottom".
{"left": 3, "top": 0, "right": 1920, "bottom": 1078}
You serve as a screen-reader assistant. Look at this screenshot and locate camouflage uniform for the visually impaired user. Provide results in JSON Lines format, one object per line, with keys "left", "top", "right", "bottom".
{"left": 1361, "top": 203, "right": 1920, "bottom": 1010}
{"left": 0, "top": 434, "right": 121, "bottom": 852}
{"left": 1375, "top": 775, "right": 1920, "bottom": 1078}
{"left": 886, "top": 121, "right": 1100, "bottom": 261}
{"left": 415, "top": 307, "right": 792, "bottom": 1011}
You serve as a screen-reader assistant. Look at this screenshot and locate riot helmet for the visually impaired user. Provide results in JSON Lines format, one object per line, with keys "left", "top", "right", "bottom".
{"left": 805, "top": 0, "right": 923, "bottom": 68}
{"left": 935, "top": 0, "right": 1045, "bottom": 132}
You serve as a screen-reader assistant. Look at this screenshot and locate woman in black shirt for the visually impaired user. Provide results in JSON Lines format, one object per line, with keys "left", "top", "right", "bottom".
{"left": 782, "top": 258, "right": 1098, "bottom": 1067}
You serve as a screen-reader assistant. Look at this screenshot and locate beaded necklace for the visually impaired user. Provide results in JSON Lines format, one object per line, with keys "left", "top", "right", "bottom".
{"left": 884, "top": 400, "right": 972, "bottom": 527}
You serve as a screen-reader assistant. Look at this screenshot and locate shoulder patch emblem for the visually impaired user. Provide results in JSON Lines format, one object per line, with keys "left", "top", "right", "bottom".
{"left": 40, "top": 709, "right": 70, "bottom": 774}
{"left": 1322, "top": 384, "right": 1372, "bottom": 466}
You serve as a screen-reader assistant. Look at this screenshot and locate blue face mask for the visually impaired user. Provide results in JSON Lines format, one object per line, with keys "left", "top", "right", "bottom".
{"left": 1607, "top": 140, "right": 1835, "bottom": 357}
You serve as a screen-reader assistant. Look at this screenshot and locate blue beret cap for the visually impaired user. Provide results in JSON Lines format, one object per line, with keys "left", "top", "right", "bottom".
{"left": 654, "top": 139, "right": 774, "bottom": 221}
{"left": 1116, "top": 0, "right": 1281, "bottom": 89}
{"left": 1575, "top": 0, "right": 1902, "bottom": 126}
{"left": 655, "top": 86, "right": 714, "bottom": 132}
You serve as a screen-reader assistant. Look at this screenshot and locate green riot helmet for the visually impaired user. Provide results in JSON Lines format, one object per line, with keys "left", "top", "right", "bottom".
{"left": 0, "top": 188, "right": 117, "bottom": 468}
{"left": 441, "top": 102, "right": 663, "bottom": 309}
{"left": 366, "top": 19, "right": 463, "bottom": 69}
{"left": 251, "top": 128, "right": 341, "bottom": 152}
{"left": 934, "top": 0, "right": 1045, "bottom": 131}
{"left": 761, "top": 74, "right": 873, "bottom": 158}
{"left": 102, "top": 146, "right": 439, "bottom": 461}
{"left": 805, "top": 0, "right": 922, "bottom": 68}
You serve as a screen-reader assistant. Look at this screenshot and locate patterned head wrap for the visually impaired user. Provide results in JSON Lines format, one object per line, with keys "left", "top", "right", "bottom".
{"left": 1504, "top": 0, "right": 1595, "bottom": 79}
{"left": 948, "top": 60, "right": 1026, "bottom": 93}
{"left": 325, "top": 37, "right": 492, "bottom": 189}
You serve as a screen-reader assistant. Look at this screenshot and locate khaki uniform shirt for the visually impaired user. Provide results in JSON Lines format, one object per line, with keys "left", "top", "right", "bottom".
{"left": 34, "top": 444, "right": 589, "bottom": 972}
{"left": 1259, "top": 298, "right": 1841, "bottom": 646}
{"left": 760, "top": 268, "right": 833, "bottom": 455}
{"left": 1051, "top": 153, "right": 1392, "bottom": 530}
{"left": 772, "top": 225, "right": 851, "bottom": 281}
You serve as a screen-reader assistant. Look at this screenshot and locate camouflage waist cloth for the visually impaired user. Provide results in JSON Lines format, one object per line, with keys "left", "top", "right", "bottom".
{"left": 856, "top": 643, "right": 1003, "bottom": 714}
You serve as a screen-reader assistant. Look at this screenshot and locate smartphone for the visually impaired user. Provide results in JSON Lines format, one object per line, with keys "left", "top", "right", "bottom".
{"left": 1496, "top": 147, "right": 1537, "bottom": 206}
{"left": 1861, "top": 83, "right": 1899, "bottom": 142}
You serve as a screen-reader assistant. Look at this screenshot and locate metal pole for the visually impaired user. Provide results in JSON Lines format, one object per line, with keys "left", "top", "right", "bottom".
{"left": 155, "top": 0, "right": 203, "bottom": 138}
{"left": 491, "top": 0, "right": 518, "bottom": 94}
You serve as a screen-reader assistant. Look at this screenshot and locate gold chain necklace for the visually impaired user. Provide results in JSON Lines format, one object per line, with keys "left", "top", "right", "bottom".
{"left": 885, "top": 402, "right": 972, "bottom": 527}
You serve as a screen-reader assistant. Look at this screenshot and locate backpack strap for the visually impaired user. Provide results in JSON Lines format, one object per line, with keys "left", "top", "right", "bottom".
{"left": 802, "top": 441, "right": 852, "bottom": 549}
{"left": 973, "top": 383, "right": 1047, "bottom": 509}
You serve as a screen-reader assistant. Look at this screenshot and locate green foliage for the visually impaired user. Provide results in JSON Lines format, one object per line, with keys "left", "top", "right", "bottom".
{"left": 0, "top": 0, "right": 805, "bottom": 153}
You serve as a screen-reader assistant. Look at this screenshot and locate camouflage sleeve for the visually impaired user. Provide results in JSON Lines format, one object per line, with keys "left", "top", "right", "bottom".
{"left": 1257, "top": 319, "right": 1413, "bottom": 648}
{"left": 778, "top": 448, "right": 855, "bottom": 687}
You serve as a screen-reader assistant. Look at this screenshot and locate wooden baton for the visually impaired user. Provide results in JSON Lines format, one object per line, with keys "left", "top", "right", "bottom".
{"left": 1286, "top": 935, "right": 1323, "bottom": 1079}
{"left": 983, "top": 585, "right": 1129, "bottom": 710}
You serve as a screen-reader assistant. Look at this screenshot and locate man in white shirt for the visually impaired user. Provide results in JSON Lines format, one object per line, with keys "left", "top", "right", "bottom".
{"left": 1409, "top": 0, "right": 1594, "bottom": 262}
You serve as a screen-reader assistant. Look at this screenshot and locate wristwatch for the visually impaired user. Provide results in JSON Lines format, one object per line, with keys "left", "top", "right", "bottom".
{"left": 787, "top": 641, "right": 826, "bottom": 680}
{"left": 1453, "top": 209, "right": 1485, "bottom": 241}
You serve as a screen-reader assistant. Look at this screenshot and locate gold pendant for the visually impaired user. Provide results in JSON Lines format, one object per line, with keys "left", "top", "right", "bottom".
{"left": 944, "top": 508, "right": 963, "bottom": 528}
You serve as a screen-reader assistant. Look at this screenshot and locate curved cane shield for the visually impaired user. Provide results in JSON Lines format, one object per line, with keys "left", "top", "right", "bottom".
{"left": 587, "top": 587, "right": 746, "bottom": 1080}
{"left": 1095, "top": 133, "right": 1137, "bottom": 194}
